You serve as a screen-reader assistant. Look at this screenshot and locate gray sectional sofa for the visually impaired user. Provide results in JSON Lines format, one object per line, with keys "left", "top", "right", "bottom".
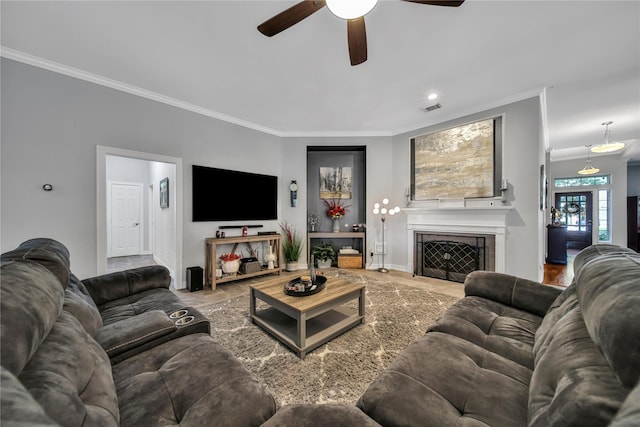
{"left": 268, "top": 244, "right": 640, "bottom": 426}
{"left": 2, "top": 238, "right": 639, "bottom": 427}
{"left": 0, "top": 238, "right": 277, "bottom": 426}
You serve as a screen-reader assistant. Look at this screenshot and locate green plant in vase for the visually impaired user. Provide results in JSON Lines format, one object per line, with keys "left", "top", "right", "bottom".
{"left": 312, "top": 242, "right": 335, "bottom": 268}
{"left": 280, "top": 222, "right": 304, "bottom": 271}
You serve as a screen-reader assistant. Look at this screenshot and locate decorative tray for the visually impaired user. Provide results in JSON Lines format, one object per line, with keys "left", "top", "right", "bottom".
{"left": 284, "top": 275, "right": 327, "bottom": 297}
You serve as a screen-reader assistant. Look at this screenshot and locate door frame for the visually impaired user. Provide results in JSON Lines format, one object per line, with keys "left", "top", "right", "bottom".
{"left": 107, "top": 181, "right": 144, "bottom": 258}
{"left": 97, "top": 146, "right": 183, "bottom": 284}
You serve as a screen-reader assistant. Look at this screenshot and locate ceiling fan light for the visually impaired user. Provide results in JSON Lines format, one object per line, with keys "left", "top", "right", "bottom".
{"left": 326, "top": 0, "right": 378, "bottom": 19}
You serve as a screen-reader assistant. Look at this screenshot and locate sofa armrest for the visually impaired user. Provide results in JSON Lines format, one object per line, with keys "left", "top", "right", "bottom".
{"left": 82, "top": 265, "right": 171, "bottom": 305}
{"left": 464, "top": 271, "right": 562, "bottom": 317}
{"left": 96, "top": 310, "right": 177, "bottom": 358}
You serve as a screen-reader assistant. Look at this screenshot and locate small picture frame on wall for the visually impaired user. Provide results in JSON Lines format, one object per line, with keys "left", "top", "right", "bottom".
{"left": 160, "top": 177, "right": 169, "bottom": 209}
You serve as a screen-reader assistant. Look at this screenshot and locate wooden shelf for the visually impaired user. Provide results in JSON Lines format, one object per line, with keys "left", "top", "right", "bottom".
{"left": 205, "top": 234, "right": 282, "bottom": 290}
{"left": 307, "top": 231, "right": 366, "bottom": 269}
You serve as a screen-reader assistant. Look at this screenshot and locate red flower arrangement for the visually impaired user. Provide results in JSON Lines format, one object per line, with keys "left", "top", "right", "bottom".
{"left": 323, "top": 199, "right": 350, "bottom": 220}
{"left": 219, "top": 253, "right": 241, "bottom": 262}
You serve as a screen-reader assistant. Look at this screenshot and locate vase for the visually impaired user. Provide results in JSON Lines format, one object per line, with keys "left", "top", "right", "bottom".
{"left": 221, "top": 259, "right": 240, "bottom": 274}
{"left": 332, "top": 218, "right": 340, "bottom": 233}
{"left": 286, "top": 261, "right": 299, "bottom": 272}
{"left": 317, "top": 259, "right": 332, "bottom": 269}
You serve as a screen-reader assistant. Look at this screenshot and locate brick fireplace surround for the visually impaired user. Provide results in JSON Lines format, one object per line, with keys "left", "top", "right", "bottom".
{"left": 405, "top": 202, "right": 512, "bottom": 278}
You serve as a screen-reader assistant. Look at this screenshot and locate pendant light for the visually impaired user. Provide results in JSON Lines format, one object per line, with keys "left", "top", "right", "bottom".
{"left": 578, "top": 145, "right": 600, "bottom": 175}
{"left": 591, "top": 121, "right": 624, "bottom": 153}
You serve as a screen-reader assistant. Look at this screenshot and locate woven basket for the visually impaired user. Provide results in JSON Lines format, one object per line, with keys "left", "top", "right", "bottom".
{"left": 338, "top": 254, "right": 362, "bottom": 269}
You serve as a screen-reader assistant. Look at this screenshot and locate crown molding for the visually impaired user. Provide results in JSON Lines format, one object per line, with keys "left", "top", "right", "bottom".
{"left": 1, "top": 47, "right": 283, "bottom": 137}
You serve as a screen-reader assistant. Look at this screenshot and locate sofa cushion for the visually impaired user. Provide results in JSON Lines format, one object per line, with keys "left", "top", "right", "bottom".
{"left": 262, "top": 404, "right": 381, "bottom": 427}
{"left": 18, "top": 310, "right": 119, "bottom": 426}
{"left": 1, "top": 261, "right": 64, "bottom": 376}
{"left": 0, "top": 238, "right": 71, "bottom": 287}
{"left": 529, "top": 284, "right": 628, "bottom": 427}
{"left": 427, "top": 295, "right": 543, "bottom": 369}
{"left": 112, "top": 333, "right": 277, "bottom": 427}
{"left": 609, "top": 381, "right": 640, "bottom": 426}
{"left": 96, "top": 310, "right": 176, "bottom": 358}
{"left": 63, "top": 274, "right": 103, "bottom": 337}
{"left": 97, "top": 287, "right": 187, "bottom": 326}
{"left": 574, "top": 247, "right": 640, "bottom": 388}
{"left": 464, "top": 271, "right": 562, "bottom": 317}
{"left": 1, "top": 366, "right": 59, "bottom": 426}
{"left": 82, "top": 266, "right": 171, "bottom": 307}
{"left": 357, "top": 332, "right": 532, "bottom": 427}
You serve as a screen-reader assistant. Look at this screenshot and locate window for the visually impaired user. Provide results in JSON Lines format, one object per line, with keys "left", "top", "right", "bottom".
{"left": 557, "top": 194, "right": 589, "bottom": 232}
{"left": 598, "top": 189, "right": 610, "bottom": 242}
{"left": 554, "top": 175, "right": 609, "bottom": 187}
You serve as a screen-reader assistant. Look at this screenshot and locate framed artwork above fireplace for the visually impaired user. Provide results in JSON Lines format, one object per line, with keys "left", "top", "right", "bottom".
{"left": 411, "top": 116, "right": 502, "bottom": 201}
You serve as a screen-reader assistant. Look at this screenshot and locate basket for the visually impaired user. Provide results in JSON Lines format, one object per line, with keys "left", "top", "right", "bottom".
{"left": 338, "top": 254, "right": 362, "bottom": 269}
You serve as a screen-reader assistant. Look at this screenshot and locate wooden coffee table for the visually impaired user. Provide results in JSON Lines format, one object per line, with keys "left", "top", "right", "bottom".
{"left": 249, "top": 275, "right": 365, "bottom": 359}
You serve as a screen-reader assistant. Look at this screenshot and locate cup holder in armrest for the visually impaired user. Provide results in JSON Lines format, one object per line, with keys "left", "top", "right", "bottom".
{"left": 169, "top": 309, "right": 189, "bottom": 319}
{"left": 175, "top": 316, "right": 195, "bottom": 326}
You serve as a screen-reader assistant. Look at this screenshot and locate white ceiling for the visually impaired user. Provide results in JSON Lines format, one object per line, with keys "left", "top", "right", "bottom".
{"left": 2, "top": 0, "right": 639, "bottom": 161}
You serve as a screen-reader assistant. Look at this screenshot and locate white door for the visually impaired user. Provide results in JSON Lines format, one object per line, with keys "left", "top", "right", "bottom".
{"left": 110, "top": 182, "right": 143, "bottom": 257}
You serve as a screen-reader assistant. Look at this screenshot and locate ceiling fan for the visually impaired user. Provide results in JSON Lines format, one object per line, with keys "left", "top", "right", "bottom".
{"left": 257, "top": 0, "right": 465, "bottom": 66}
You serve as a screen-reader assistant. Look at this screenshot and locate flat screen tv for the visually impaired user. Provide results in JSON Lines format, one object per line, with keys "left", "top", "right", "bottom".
{"left": 192, "top": 165, "right": 278, "bottom": 222}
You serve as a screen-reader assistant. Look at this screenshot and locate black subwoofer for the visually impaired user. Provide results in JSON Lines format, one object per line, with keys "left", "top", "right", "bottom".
{"left": 186, "top": 266, "right": 203, "bottom": 292}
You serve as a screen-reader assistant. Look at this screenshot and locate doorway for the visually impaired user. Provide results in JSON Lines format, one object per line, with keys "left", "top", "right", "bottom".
{"left": 97, "top": 146, "right": 183, "bottom": 287}
{"left": 555, "top": 191, "right": 593, "bottom": 250}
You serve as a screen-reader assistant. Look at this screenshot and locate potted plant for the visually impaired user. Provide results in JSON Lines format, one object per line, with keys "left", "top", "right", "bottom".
{"left": 280, "top": 222, "right": 304, "bottom": 271}
{"left": 219, "top": 253, "right": 241, "bottom": 275}
{"left": 312, "top": 242, "right": 335, "bottom": 268}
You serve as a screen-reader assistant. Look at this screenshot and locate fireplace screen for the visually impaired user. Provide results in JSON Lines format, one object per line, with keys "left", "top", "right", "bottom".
{"left": 415, "top": 233, "right": 487, "bottom": 283}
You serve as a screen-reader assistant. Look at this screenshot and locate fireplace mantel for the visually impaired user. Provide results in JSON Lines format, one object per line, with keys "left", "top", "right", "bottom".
{"left": 405, "top": 204, "right": 513, "bottom": 274}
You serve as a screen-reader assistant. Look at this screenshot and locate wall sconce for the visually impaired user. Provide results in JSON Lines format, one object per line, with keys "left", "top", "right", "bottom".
{"left": 289, "top": 180, "right": 298, "bottom": 207}
{"left": 500, "top": 178, "right": 508, "bottom": 203}
{"left": 372, "top": 198, "right": 400, "bottom": 273}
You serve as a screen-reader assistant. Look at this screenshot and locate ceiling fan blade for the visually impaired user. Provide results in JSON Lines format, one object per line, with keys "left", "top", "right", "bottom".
{"left": 347, "top": 17, "right": 367, "bottom": 66}
{"left": 257, "top": 1, "right": 326, "bottom": 37}
{"left": 401, "top": 0, "right": 465, "bottom": 6}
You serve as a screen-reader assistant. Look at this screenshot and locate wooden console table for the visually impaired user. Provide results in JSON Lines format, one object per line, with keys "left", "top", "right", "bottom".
{"left": 205, "top": 234, "right": 282, "bottom": 290}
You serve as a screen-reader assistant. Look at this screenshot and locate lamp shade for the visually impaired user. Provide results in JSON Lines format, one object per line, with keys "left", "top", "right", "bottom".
{"left": 578, "top": 159, "right": 600, "bottom": 175}
{"left": 591, "top": 121, "right": 624, "bottom": 153}
{"left": 326, "top": 0, "right": 378, "bottom": 19}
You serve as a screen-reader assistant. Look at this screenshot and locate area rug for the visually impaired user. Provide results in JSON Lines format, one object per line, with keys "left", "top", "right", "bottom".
{"left": 198, "top": 271, "right": 460, "bottom": 405}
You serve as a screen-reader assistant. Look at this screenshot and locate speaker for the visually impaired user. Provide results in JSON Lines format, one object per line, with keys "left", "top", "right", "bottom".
{"left": 186, "top": 266, "right": 203, "bottom": 292}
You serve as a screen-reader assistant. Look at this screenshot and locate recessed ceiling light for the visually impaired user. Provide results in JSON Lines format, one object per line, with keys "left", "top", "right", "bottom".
{"left": 427, "top": 93, "right": 438, "bottom": 101}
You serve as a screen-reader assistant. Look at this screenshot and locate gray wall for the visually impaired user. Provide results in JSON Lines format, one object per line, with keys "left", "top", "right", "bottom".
{"left": 391, "top": 97, "right": 545, "bottom": 281}
{"left": 2, "top": 57, "right": 550, "bottom": 281}
{"left": 1, "top": 58, "right": 281, "bottom": 280}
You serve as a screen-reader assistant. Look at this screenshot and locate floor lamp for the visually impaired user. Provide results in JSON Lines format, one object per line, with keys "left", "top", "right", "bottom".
{"left": 373, "top": 199, "right": 400, "bottom": 273}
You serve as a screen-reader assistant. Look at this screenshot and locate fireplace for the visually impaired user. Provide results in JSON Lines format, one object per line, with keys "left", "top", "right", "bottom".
{"left": 415, "top": 232, "right": 493, "bottom": 283}
{"left": 405, "top": 203, "right": 511, "bottom": 280}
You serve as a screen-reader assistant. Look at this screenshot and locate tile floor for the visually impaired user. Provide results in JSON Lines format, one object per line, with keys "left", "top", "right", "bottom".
{"left": 107, "top": 255, "right": 158, "bottom": 273}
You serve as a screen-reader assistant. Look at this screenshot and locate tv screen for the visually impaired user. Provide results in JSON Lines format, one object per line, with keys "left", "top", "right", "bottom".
{"left": 192, "top": 165, "right": 278, "bottom": 222}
